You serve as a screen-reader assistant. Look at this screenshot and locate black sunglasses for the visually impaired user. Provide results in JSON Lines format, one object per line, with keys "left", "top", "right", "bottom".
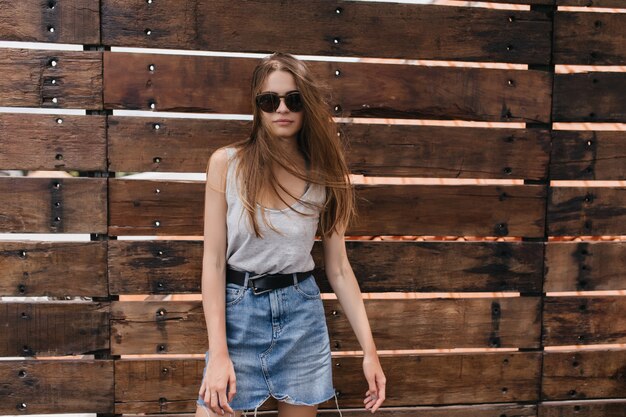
{"left": 255, "top": 91, "right": 303, "bottom": 113}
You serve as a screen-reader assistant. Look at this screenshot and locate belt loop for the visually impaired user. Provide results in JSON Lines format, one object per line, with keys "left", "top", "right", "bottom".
{"left": 244, "top": 271, "right": 250, "bottom": 288}
{"left": 292, "top": 272, "right": 298, "bottom": 286}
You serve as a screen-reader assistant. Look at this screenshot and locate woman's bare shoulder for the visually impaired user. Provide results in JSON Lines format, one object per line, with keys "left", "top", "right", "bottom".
{"left": 205, "top": 147, "right": 231, "bottom": 194}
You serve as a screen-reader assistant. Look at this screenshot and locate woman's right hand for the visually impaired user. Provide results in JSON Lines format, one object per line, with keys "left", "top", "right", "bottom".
{"left": 199, "top": 351, "right": 237, "bottom": 415}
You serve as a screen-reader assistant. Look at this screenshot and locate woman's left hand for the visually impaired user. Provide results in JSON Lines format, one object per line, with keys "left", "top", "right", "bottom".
{"left": 362, "top": 353, "right": 386, "bottom": 413}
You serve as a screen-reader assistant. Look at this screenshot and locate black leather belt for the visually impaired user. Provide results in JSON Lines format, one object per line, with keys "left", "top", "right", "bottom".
{"left": 226, "top": 266, "right": 313, "bottom": 295}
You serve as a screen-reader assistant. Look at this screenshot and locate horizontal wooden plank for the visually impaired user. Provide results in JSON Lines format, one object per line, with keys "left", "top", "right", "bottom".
{"left": 547, "top": 186, "right": 626, "bottom": 236}
{"left": 0, "top": 241, "right": 107, "bottom": 297}
{"left": 542, "top": 349, "right": 626, "bottom": 400}
{"left": 0, "top": 359, "right": 113, "bottom": 414}
{"left": 550, "top": 130, "right": 626, "bottom": 180}
{"left": 0, "top": 302, "right": 110, "bottom": 357}
{"left": 539, "top": 399, "right": 626, "bottom": 417}
{"left": 114, "top": 352, "right": 541, "bottom": 412}
{"left": 109, "top": 116, "right": 550, "bottom": 179}
{"left": 109, "top": 180, "right": 546, "bottom": 237}
{"left": 110, "top": 297, "right": 540, "bottom": 354}
{"left": 553, "top": 72, "right": 626, "bottom": 123}
{"left": 0, "top": 48, "right": 102, "bottom": 109}
{"left": 101, "top": 1, "right": 551, "bottom": 64}
{"left": 543, "top": 296, "right": 626, "bottom": 346}
{"left": 0, "top": 113, "right": 106, "bottom": 171}
{"left": 0, "top": 177, "right": 107, "bottom": 233}
{"left": 109, "top": 240, "right": 543, "bottom": 294}
{"left": 103, "top": 52, "right": 552, "bottom": 122}
{"left": 554, "top": 10, "right": 626, "bottom": 65}
{"left": 556, "top": 0, "right": 626, "bottom": 8}
{"left": 0, "top": 0, "right": 99, "bottom": 44}
{"left": 544, "top": 241, "right": 626, "bottom": 291}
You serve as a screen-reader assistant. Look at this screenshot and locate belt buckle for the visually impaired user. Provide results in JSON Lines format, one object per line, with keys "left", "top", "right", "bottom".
{"left": 249, "top": 273, "right": 272, "bottom": 295}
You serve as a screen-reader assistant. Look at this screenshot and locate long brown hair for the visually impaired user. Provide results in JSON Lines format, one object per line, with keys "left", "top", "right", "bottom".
{"left": 228, "top": 52, "right": 356, "bottom": 239}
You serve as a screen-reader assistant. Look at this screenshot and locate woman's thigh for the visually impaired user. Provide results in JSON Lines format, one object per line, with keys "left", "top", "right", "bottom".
{"left": 277, "top": 401, "right": 318, "bottom": 417}
{"left": 196, "top": 404, "right": 243, "bottom": 417}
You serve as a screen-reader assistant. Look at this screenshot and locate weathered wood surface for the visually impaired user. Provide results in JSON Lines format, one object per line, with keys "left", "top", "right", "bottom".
{"left": 556, "top": 0, "right": 626, "bottom": 8}
{"left": 101, "top": 0, "right": 551, "bottom": 64}
{"left": 554, "top": 11, "right": 626, "bottom": 66}
{"left": 553, "top": 72, "right": 626, "bottom": 123}
{"left": 0, "top": 178, "right": 107, "bottom": 233}
{"left": 543, "top": 296, "right": 626, "bottom": 345}
{"left": 0, "top": 0, "right": 99, "bottom": 44}
{"left": 0, "top": 302, "right": 110, "bottom": 357}
{"left": 103, "top": 52, "right": 552, "bottom": 122}
{"left": 110, "top": 297, "right": 540, "bottom": 354}
{"left": 0, "top": 113, "right": 106, "bottom": 171}
{"left": 544, "top": 241, "right": 626, "bottom": 291}
{"left": 0, "top": 359, "right": 113, "bottom": 414}
{"left": 542, "top": 349, "right": 626, "bottom": 400}
{"left": 114, "top": 352, "right": 541, "bottom": 412}
{"left": 109, "top": 116, "right": 550, "bottom": 179}
{"left": 0, "top": 49, "right": 102, "bottom": 109}
{"left": 547, "top": 186, "right": 626, "bottom": 236}
{"left": 550, "top": 130, "right": 626, "bottom": 181}
{"left": 0, "top": 241, "right": 107, "bottom": 297}
{"left": 109, "top": 240, "right": 543, "bottom": 294}
{"left": 109, "top": 180, "right": 546, "bottom": 237}
{"left": 539, "top": 400, "right": 626, "bottom": 417}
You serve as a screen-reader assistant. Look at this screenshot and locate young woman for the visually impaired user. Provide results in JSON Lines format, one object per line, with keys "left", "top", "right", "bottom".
{"left": 197, "top": 52, "right": 386, "bottom": 417}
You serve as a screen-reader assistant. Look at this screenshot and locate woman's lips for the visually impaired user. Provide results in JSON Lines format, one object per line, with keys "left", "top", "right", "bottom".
{"left": 274, "top": 120, "right": 293, "bottom": 125}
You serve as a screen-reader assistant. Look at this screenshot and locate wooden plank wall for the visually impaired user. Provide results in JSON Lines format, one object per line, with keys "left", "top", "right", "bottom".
{"left": 1, "top": 0, "right": 625, "bottom": 415}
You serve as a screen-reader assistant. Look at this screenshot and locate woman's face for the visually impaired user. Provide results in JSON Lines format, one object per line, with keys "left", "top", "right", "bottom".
{"left": 258, "top": 70, "right": 304, "bottom": 142}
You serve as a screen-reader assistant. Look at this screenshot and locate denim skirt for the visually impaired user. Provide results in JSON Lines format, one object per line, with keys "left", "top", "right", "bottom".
{"left": 197, "top": 272, "right": 337, "bottom": 414}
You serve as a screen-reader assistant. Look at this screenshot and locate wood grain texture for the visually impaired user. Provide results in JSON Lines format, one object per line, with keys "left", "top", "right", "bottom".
{"left": 108, "top": 240, "right": 543, "bottom": 294}
{"left": 0, "top": 241, "right": 107, "bottom": 297}
{"left": 543, "top": 296, "right": 626, "bottom": 345}
{"left": 0, "top": 0, "right": 99, "bottom": 44}
{"left": 101, "top": 0, "right": 551, "bottom": 64}
{"left": 0, "top": 177, "right": 107, "bottom": 233}
{"left": 108, "top": 180, "right": 546, "bottom": 237}
{"left": 547, "top": 186, "right": 626, "bottom": 236}
{"left": 103, "top": 52, "right": 552, "bottom": 122}
{"left": 0, "top": 302, "right": 110, "bottom": 357}
{"left": 553, "top": 72, "right": 626, "bottom": 123}
{"left": 108, "top": 116, "right": 550, "bottom": 179}
{"left": 0, "top": 113, "right": 106, "bottom": 171}
{"left": 114, "top": 352, "right": 541, "bottom": 412}
{"left": 557, "top": 0, "right": 626, "bottom": 6}
{"left": 544, "top": 241, "right": 626, "bottom": 291}
{"left": 0, "top": 48, "right": 102, "bottom": 109}
{"left": 539, "top": 400, "right": 626, "bottom": 417}
{"left": 554, "top": 10, "right": 626, "bottom": 65}
{"left": 550, "top": 130, "right": 626, "bottom": 180}
{"left": 542, "top": 349, "right": 626, "bottom": 400}
{"left": 110, "top": 297, "right": 540, "bottom": 354}
{"left": 0, "top": 359, "right": 113, "bottom": 414}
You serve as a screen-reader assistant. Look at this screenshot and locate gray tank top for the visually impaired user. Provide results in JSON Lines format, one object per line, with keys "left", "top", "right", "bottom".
{"left": 224, "top": 146, "right": 326, "bottom": 275}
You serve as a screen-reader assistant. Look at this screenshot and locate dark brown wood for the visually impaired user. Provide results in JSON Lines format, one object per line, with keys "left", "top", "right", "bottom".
{"left": 553, "top": 72, "right": 626, "bottom": 123}
{"left": 0, "top": 359, "right": 114, "bottom": 413}
{"left": 109, "top": 180, "right": 546, "bottom": 237}
{"left": 544, "top": 241, "right": 626, "bottom": 291}
{"left": 547, "top": 186, "right": 626, "bottom": 236}
{"left": 0, "top": 49, "right": 102, "bottom": 109}
{"left": 0, "top": 177, "right": 107, "bottom": 233}
{"left": 109, "top": 240, "right": 543, "bottom": 294}
{"left": 543, "top": 296, "right": 626, "bottom": 345}
{"left": 539, "top": 400, "right": 626, "bottom": 417}
{"left": 554, "top": 10, "right": 626, "bottom": 65}
{"left": 0, "top": 113, "right": 106, "bottom": 171}
{"left": 0, "top": 302, "right": 110, "bottom": 356}
{"left": 108, "top": 116, "right": 551, "bottom": 180}
{"left": 550, "top": 130, "right": 626, "bottom": 180}
{"left": 542, "top": 349, "right": 626, "bottom": 400}
{"left": 0, "top": 241, "right": 107, "bottom": 297}
{"left": 115, "top": 352, "right": 541, "bottom": 412}
{"left": 557, "top": 0, "right": 626, "bottom": 7}
{"left": 101, "top": 0, "right": 551, "bottom": 64}
{"left": 103, "top": 52, "right": 552, "bottom": 122}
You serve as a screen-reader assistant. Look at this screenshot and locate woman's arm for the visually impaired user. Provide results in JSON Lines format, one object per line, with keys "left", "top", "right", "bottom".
{"left": 322, "top": 225, "right": 386, "bottom": 412}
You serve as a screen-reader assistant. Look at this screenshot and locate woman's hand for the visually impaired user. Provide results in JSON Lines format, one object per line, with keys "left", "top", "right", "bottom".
{"left": 199, "top": 351, "right": 237, "bottom": 415}
{"left": 362, "top": 353, "right": 386, "bottom": 413}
